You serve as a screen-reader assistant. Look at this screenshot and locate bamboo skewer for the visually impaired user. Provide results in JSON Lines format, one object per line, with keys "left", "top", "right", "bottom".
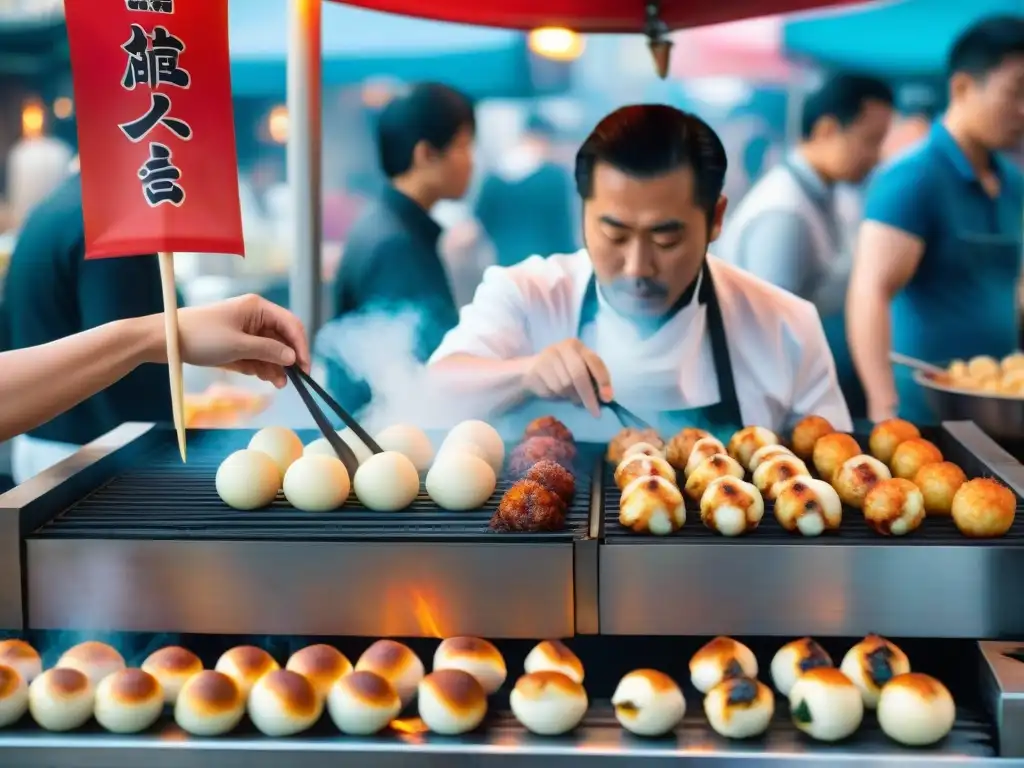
{"left": 158, "top": 251, "right": 186, "bottom": 461}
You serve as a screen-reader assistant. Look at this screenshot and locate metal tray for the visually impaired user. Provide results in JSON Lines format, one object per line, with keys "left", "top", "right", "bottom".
{"left": 598, "top": 422, "right": 1024, "bottom": 637}
{"left": 2, "top": 425, "right": 601, "bottom": 638}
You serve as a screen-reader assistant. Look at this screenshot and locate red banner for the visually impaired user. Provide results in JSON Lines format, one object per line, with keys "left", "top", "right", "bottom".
{"left": 65, "top": 0, "right": 244, "bottom": 259}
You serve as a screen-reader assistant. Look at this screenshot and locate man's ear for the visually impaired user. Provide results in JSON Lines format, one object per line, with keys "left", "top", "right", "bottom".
{"left": 709, "top": 195, "right": 728, "bottom": 242}
{"left": 410, "top": 139, "right": 434, "bottom": 170}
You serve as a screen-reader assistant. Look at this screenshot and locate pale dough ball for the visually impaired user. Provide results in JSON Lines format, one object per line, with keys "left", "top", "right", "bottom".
{"left": 248, "top": 427, "right": 304, "bottom": 475}
{"left": 216, "top": 450, "right": 281, "bottom": 510}
{"left": 375, "top": 424, "right": 435, "bottom": 472}
{"left": 283, "top": 455, "right": 351, "bottom": 511}
{"left": 354, "top": 451, "right": 421, "bottom": 511}
{"left": 426, "top": 452, "right": 497, "bottom": 511}
{"left": 442, "top": 421, "right": 505, "bottom": 475}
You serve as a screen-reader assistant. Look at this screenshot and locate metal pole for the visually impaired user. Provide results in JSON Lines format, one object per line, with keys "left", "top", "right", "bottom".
{"left": 287, "top": 0, "right": 323, "bottom": 336}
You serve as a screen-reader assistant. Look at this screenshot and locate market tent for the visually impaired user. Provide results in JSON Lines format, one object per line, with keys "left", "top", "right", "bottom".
{"left": 782, "top": 0, "right": 1024, "bottom": 78}
{"left": 334, "top": 0, "right": 861, "bottom": 32}
{"left": 229, "top": 0, "right": 536, "bottom": 98}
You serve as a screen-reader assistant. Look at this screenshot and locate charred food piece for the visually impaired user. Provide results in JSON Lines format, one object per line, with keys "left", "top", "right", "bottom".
{"left": 523, "top": 416, "right": 575, "bottom": 445}
{"left": 508, "top": 437, "right": 577, "bottom": 476}
{"left": 524, "top": 460, "right": 576, "bottom": 505}
{"left": 490, "top": 480, "right": 567, "bottom": 532}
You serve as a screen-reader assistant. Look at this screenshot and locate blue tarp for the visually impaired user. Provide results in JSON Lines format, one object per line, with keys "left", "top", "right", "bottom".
{"left": 228, "top": 0, "right": 535, "bottom": 98}
{"left": 782, "top": 0, "right": 1024, "bottom": 78}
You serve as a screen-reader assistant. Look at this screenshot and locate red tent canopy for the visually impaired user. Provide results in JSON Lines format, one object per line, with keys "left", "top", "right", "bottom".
{"left": 333, "top": 0, "right": 861, "bottom": 33}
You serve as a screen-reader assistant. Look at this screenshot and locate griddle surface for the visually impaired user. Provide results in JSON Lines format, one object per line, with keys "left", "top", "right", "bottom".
{"left": 31, "top": 430, "right": 595, "bottom": 543}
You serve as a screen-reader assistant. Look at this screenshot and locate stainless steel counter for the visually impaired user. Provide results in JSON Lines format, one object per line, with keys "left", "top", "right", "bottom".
{"left": 0, "top": 706, "right": 1006, "bottom": 768}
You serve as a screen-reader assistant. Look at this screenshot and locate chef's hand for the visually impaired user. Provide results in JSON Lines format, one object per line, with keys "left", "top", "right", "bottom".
{"left": 171, "top": 295, "right": 311, "bottom": 388}
{"left": 524, "top": 339, "right": 614, "bottom": 418}
{"left": 867, "top": 397, "right": 898, "bottom": 424}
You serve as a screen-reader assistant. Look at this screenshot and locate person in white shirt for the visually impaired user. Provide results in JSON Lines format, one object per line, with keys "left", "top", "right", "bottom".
{"left": 428, "top": 104, "right": 852, "bottom": 442}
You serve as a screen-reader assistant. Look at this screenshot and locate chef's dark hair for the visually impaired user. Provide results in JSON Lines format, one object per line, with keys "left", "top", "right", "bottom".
{"left": 376, "top": 82, "right": 475, "bottom": 178}
{"left": 575, "top": 105, "right": 727, "bottom": 224}
{"left": 948, "top": 16, "right": 1024, "bottom": 80}
{"left": 800, "top": 74, "right": 894, "bottom": 139}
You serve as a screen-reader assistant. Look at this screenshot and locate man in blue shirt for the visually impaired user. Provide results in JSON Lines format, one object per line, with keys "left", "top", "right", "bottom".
{"left": 848, "top": 16, "right": 1024, "bottom": 424}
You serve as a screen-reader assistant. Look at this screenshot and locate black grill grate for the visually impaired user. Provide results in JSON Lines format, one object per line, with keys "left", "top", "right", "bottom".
{"left": 30, "top": 430, "right": 596, "bottom": 543}
{"left": 603, "top": 454, "right": 1024, "bottom": 546}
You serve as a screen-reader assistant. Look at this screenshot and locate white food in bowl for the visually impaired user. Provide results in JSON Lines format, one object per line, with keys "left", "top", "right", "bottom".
{"left": 216, "top": 449, "right": 281, "bottom": 510}
{"left": 426, "top": 453, "right": 497, "bottom": 511}
{"left": 283, "top": 455, "right": 351, "bottom": 511}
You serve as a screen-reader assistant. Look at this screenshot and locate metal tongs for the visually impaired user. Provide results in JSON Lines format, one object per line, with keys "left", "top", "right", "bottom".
{"left": 285, "top": 366, "right": 382, "bottom": 477}
{"left": 588, "top": 371, "right": 654, "bottom": 431}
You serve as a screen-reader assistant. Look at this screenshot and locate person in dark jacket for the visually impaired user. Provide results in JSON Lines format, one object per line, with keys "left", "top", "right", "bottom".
{"left": 4, "top": 174, "right": 173, "bottom": 482}
{"left": 325, "top": 82, "right": 475, "bottom": 413}
{"left": 474, "top": 114, "right": 577, "bottom": 267}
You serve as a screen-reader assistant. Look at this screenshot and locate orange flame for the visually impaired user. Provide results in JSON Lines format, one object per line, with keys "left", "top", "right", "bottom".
{"left": 390, "top": 716, "right": 429, "bottom": 738}
{"left": 412, "top": 591, "right": 444, "bottom": 639}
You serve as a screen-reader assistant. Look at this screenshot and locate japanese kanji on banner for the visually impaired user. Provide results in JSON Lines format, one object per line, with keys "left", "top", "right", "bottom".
{"left": 65, "top": 0, "right": 244, "bottom": 259}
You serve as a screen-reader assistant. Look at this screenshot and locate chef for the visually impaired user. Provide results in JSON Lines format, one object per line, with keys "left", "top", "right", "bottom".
{"left": 428, "top": 104, "right": 852, "bottom": 442}
{"left": 848, "top": 16, "right": 1024, "bottom": 424}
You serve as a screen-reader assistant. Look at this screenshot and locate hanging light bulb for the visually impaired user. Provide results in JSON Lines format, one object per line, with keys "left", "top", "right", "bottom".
{"left": 528, "top": 27, "right": 585, "bottom": 62}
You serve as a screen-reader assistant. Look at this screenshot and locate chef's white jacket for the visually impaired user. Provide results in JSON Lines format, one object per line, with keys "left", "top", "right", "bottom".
{"left": 429, "top": 249, "right": 852, "bottom": 442}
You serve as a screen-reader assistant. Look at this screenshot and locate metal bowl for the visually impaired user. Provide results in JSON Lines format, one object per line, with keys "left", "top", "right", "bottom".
{"left": 915, "top": 370, "right": 1024, "bottom": 440}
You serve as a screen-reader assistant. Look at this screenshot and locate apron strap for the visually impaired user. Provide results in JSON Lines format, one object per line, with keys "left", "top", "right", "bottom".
{"left": 578, "top": 261, "right": 743, "bottom": 429}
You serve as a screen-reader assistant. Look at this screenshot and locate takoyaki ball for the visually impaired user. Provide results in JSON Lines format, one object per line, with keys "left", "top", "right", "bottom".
{"left": 623, "top": 441, "right": 667, "bottom": 461}
{"left": 890, "top": 438, "right": 943, "bottom": 480}
{"left": 877, "top": 673, "right": 956, "bottom": 747}
{"left": 665, "top": 428, "right": 712, "bottom": 473}
{"left": 508, "top": 437, "right": 576, "bottom": 476}
{"left": 863, "top": 479, "right": 925, "bottom": 536}
{"left": 951, "top": 478, "right": 1017, "bottom": 538}
{"left": 752, "top": 455, "right": 811, "bottom": 501}
{"left": 704, "top": 677, "right": 774, "bottom": 739}
{"left": 789, "top": 668, "right": 864, "bottom": 742}
{"left": 614, "top": 454, "right": 676, "bottom": 490}
{"left": 869, "top": 419, "right": 921, "bottom": 466}
{"left": 727, "top": 426, "right": 780, "bottom": 471}
{"left": 748, "top": 444, "right": 794, "bottom": 473}
{"left": 913, "top": 462, "right": 967, "bottom": 516}
{"left": 968, "top": 355, "right": 1001, "bottom": 380}
{"left": 771, "top": 638, "right": 833, "bottom": 697}
{"left": 490, "top": 480, "right": 566, "bottom": 533}
{"left": 833, "top": 455, "right": 892, "bottom": 509}
{"left": 619, "top": 476, "right": 686, "bottom": 536}
{"left": 689, "top": 637, "right": 758, "bottom": 695}
{"left": 684, "top": 437, "right": 728, "bottom": 477}
{"left": 774, "top": 477, "right": 843, "bottom": 536}
{"left": 611, "top": 669, "right": 685, "bottom": 737}
{"left": 524, "top": 460, "right": 576, "bottom": 505}
{"left": 839, "top": 634, "right": 910, "bottom": 709}
{"left": 791, "top": 416, "right": 835, "bottom": 460}
{"left": 510, "top": 672, "right": 588, "bottom": 736}
{"left": 684, "top": 454, "right": 744, "bottom": 502}
{"left": 523, "top": 416, "right": 574, "bottom": 445}
{"left": 812, "top": 433, "right": 861, "bottom": 482}
{"left": 607, "top": 428, "right": 664, "bottom": 465}
{"left": 700, "top": 477, "right": 764, "bottom": 537}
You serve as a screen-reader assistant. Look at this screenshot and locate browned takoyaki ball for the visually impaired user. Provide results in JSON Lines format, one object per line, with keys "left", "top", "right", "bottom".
{"left": 890, "top": 438, "right": 943, "bottom": 481}
{"left": 490, "top": 480, "right": 567, "bottom": 533}
{"left": 913, "top": 462, "right": 967, "bottom": 516}
{"left": 523, "top": 416, "right": 575, "bottom": 445}
{"left": 508, "top": 437, "right": 577, "bottom": 476}
{"left": 862, "top": 478, "right": 926, "bottom": 536}
{"left": 607, "top": 428, "right": 664, "bottom": 465}
{"left": 665, "top": 428, "right": 712, "bottom": 473}
{"left": 951, "top": 478, "right": 1017, "bottom": 538}
{"left": 614, "top": 454, "right": 677, "bottom": 490}
{"left": 791, "top": 416, "right": 834, "bottom": 460}
{"left": 524, "top": 460, "right": 576, "bottom": 505}
{"left": 812, "top": 433, "right": 861, "bottom": 482}
{"left": 869, "top": 419, "right": 920, "bottom": 465}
